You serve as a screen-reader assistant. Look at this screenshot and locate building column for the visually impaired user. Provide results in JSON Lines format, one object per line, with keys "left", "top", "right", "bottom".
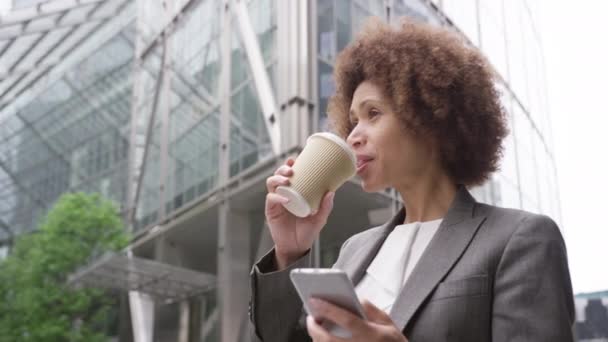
{"left": 276, "top": 0, "right": 316, "bottom": 151}
{"left": 218, "top": 203, "right": 251, "bottom": 342}
{"left": 155, "top": 236, "right": 193, "bottom": 341}
{"left": 128, "top": 288, "right": 155, "bottom": 342}
{"left": 178, "top": 301, "right": 191, "bottom": 342}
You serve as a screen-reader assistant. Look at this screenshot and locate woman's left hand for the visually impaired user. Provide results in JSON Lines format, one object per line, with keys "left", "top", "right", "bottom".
{"left": 306, "top": 298, "right": 408, "bottom": 342}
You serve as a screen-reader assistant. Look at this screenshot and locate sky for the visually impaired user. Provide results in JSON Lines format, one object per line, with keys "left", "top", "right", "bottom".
{"left": 538, "top": 0, "right": 608, "bottom": 294}
{"left": 0, "top": 0, "right": 9, "bottom": 15}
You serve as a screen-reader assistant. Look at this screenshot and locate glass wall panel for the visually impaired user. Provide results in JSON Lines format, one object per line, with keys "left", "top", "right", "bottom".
{"left": 548, "top": 161, "right": 561, "bottom": 224}
{"left": 478, "top": 0, "right": 508, "bottom": 80}
{"left": 134, "top": 42, "right": 163, "bottom": 229}
{"left": 0, "top": 24, "right": 135, "bottom": 236}
{"left": 393, "top": 0, "right": 440, "bottom": 24}
{"left": 354, "top": 0, "right": 385, "bottom": 19}
{"left": 521, "top": 11, "right": 545, "bottom": 137}
{"left": 138, "top": 0, "right": 172, "bottom": 48}
{"left": 318, "top": 0, "right": 335, "bottom": 61}
{"left": 166, "top": 0, "right": 222, "bottom": 214}
{"left": 500, "top": 121, "right": 520, "bottom": 188}
{"left": 249, "top": 0, "right": 277, "bottom": 65}
{"left": 336, "top": 0, "right": 352, "bottom": 52}
{"left": 497, "top": 85, "right": 519, "bottom": 188}
{"left": 497, "top": 174, "right": 521, "bottom": 209}
{"left": 351, "top": 0, "right": 386, "bottom": 37}
{"left": 442, "top": 0, "right": 479, "bottom": 46}
{"left": 503, "top": 0, "right": 529, "bottom": 110}
{"left": 227, "top": 0, "right": 275, "bottom": 177}
{"left": 513, "top": 103, "right": 539, "bottom": 212}
{"left": 318, "top": 60, "right": 334, "bottom": 132}
{"left": 534, "top": 132, "right": 552, "bottom": 216}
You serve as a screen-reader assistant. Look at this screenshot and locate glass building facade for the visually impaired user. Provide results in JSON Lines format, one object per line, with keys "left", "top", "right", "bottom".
{"left": 0, "top": 0, "right": 560, "bottom": 340}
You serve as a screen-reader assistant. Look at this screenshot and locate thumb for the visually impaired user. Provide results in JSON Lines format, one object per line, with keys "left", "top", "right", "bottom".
{"left": 310, "top": 191, "right": 334, "bottom": 218}
{"left": 361, "top": 299, "right": 393, "bottom": 325}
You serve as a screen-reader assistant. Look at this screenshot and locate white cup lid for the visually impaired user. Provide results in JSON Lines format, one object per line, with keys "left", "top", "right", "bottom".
{"left": 276, "top": 186, "right": 311, "bottom": 218}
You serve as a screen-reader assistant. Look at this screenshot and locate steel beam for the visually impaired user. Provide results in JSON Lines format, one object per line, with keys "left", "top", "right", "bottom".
{"left": 0, "top": 0, "right": 133, "bottom": 113}
{"left": 0, "top": 217, "right": 13, "bottom": 241}
{"left": 6, "top": 25, "right": 55, "bottom": 75}
{"left": 0, "top": 2, "right": 102, "bottom": 99}
{"left": 128, "top": 39, "right": 167, "bottom": 226}
{"left": 0, "top": 60, "right": 58, "bottom": 80}
{"left": 62, "top": 76, "right": 128, "bottom": 139}
{"left": 0, "top": 157, "right": 47, "bottom": 211}
{"left": 157, "top": 15, "right": 172, "bottom": 220}
{"left": 14, "top": 110, "right": 86, "bottom": 181}
{"left": 0, "top": 37, "right": 16, "bottom": 57}
{"left": 0, "top": 10, "right": 115, "bottom": 40}
{"left": 135, "top": 0, "right": 198, "bottom": 61}
{"left": 0, "top": 0, "right": 108, "bottom": 27}
{"left": 218, "top": 0, "right": 231, "bottom": 187}
{"left": 234, "top": 0, "right": 280, "bottom": 155}
{"left": 127, "top": 36, "right": 217, "bottom": 181}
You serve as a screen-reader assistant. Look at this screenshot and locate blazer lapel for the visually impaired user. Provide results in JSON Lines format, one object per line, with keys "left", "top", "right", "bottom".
{"left": 389, "top": 187, "right": 487, "bottom": 331}
{"left": 340, "top": 208, "right": 405, "bottom": 285}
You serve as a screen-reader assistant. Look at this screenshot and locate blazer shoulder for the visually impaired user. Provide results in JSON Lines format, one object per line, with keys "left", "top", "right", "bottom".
{"left": 476, "top": 203, "right": 563, "bottom": 240}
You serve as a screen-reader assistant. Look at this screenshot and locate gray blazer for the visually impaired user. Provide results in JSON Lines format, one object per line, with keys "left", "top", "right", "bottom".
{"left": 249, "top": 187, "right": 575, "bottom": 341}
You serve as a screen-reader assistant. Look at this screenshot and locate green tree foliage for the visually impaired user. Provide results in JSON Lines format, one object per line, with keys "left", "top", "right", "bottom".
{"left": 0, "top": 192, "right": 129, "bottom": 341}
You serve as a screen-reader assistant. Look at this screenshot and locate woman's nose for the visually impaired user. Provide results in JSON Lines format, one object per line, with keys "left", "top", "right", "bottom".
{"left": 347, "top": 128, "right": 364, "bottom": 149}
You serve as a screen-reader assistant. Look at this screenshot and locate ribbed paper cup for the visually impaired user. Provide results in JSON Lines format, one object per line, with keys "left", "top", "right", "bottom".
{"left": 276, "top": 132, "right": 356, "bottom": 217}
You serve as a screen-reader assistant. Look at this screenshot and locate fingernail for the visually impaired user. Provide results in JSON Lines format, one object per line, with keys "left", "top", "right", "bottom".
{"left": 308, "top": 298, "right": 322, "bottom": 310}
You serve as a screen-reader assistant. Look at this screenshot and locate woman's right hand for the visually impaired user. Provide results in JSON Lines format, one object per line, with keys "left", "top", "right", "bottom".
{"left": 265, "top": 157, "right": 335, "bottom": 270}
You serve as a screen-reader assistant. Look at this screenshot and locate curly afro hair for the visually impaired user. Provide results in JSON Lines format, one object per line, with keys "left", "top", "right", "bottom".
{"left": 327, "top": 18, "right": 508, "bottom": 187}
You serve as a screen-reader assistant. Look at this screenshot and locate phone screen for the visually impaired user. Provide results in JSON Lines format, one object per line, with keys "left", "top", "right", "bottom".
{"left": 290, "top": 268, "right": 366, "bottom": 338}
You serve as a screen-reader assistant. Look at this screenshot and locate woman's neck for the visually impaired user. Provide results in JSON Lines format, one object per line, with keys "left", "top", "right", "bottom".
{"left": 395, "top": 173, "right": 457, "bottom": 224}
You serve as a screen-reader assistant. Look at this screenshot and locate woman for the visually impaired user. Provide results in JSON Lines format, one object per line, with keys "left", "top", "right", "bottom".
{"left": 249, "top": 18, "right": 574, "bottom": 342}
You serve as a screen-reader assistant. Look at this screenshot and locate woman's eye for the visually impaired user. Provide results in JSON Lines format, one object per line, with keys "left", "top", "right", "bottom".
{"left": 369, "top": 109, "right": 380, "bottom": 118}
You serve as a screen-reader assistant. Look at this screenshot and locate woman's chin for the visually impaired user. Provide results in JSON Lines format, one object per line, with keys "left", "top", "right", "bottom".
{"left": 361, "top": 181, "right": 381, "bottom": 193}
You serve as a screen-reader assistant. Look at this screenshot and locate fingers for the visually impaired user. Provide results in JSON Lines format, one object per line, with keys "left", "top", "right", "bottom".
{"left": 306, "top": 315, "right": 349, "bottom": 342}
{"left": 265, "top": 192, "right": 290, "bottom": 213}
{"left": 266, "top": 192, "right": 290, "bottom": 205}
{"left": 266, "top": 175, "right": 291, "bottom": 193}
{"left": 274, "top": 157, "right": 295, "bottom": 176}
{"left": 274, "top": 164, "right": 294, "bottom": 177}
{"left": 308, "top": 298, "right": 365, "bottom": 335}
{"left": 310, "top": 191, "right": 335, "bottom": 218}
{"left": 266, "top": 158, "right": 295, "bottom": 193}
{"left": 361, "top": 299, "right": 393, "bottom": 325}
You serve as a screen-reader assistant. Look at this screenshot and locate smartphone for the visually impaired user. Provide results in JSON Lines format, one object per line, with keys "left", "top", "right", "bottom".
{"left": 290, "top": 268, "right": 366, "bottom": 338}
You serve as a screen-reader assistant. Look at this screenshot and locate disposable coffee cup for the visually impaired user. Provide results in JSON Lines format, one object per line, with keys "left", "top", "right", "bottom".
{"left": 276, "top": 132, "right": 356, "bottom": 217}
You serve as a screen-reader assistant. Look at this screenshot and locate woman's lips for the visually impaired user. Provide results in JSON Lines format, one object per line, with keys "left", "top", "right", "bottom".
{"left": 356, "top": 159, "right": 373, "bottom": 174}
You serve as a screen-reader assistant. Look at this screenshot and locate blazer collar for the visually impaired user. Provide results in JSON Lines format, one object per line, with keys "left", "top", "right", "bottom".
{"left": 390, "top": 185, "right": 486, "bottom": 331}
{"left": 340, "top": 205, "right": 404, "bottom": 285}
{"left": 341, "top": 185, "right": 486, "bottom": 331}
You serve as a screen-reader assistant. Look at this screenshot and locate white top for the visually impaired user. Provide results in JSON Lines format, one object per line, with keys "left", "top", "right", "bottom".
{"left": 355, "top": 218, "right": 443, "bottom": 313}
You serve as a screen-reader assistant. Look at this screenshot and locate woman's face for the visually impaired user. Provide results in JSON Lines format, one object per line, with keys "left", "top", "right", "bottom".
{"left": 346, "top": 80, "right": 439, "bottom": 192}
